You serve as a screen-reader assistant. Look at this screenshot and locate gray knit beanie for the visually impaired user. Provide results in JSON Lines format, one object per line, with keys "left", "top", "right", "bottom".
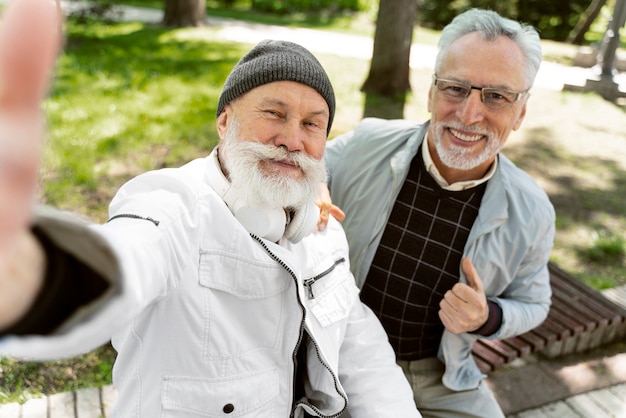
{"left": 216, "top": 39, "right": 336, "bottom": 135}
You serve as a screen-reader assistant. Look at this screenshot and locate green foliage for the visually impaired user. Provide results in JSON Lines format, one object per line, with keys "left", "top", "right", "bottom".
{"left": 517, "top": 0, "right": 592, "bottom": 42}
{"left": 250, "top": 0, "right": 363, "bottom": 14}
{"left": 416, "top": 0, "right": 596, "bottom": 42}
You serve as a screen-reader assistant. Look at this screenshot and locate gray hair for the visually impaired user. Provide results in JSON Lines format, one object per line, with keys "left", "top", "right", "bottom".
{"left": 435, "top": 8, "right": 542, "bottom": 89}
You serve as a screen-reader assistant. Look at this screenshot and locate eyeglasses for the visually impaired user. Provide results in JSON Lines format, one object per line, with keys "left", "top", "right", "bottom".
{"left": 432, "top": 76, "right": 528, "bottom": 110}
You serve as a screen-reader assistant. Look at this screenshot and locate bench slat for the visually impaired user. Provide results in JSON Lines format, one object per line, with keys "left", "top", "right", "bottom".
{"left": 471, "top": 263, "right": 626, "bottom": 371}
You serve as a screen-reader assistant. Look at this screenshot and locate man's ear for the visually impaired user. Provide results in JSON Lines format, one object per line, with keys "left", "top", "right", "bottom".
{"left": 216, "top": 105, "right": 231, "bottom": 140}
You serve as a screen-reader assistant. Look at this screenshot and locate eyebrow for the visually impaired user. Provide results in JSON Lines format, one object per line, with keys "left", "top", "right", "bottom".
{"left": 259, "top": 97, "right": 287, "bottom": 108}
{"left": 452, "top": 78, "right": 517, "bottom": 91}
{"left": 438, "top": 74, "right": 511, "bottom": 89}
{"left": 259, "top": 97, "right": 329, "bottom": 118}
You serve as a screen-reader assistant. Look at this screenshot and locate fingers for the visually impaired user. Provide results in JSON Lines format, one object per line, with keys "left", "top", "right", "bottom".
{"left": 439, "top": 291, "right": 487, "bottom": 334}
{"left": 330, "top": 204, "right": 346, "bottom": 222}
{"left": 461, "top": 257, "right": 484, "bottom": 293}
{"left": 316, "top": 204, "right": 346, "bottom": 231}
{"left": 0, "top": 0, "right": 62, "bottom": 254}
{"left": 0, "top": 0, "right": 62, "bottom": 110}
{"left": 315, "top": 183, "right": 346, "bottom": 231}
{"left": 317, "top": 205, "right": 331, "bottom": 231}
{"left": 439, "top": 258, "right": 488, "bottom": 334}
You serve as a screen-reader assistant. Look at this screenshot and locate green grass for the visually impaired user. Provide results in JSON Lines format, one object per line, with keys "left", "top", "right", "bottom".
{"left": 0, "top": 345, "right": 115, "bottom": 404}
{"left": 2, "top": 5, "right": 626, "bottom": 405}
{"left": 42, "top": 18, "right": 248, "bottom": 217}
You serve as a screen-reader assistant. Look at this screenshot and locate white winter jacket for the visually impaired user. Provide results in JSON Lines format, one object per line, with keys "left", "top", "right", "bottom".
{"left": 0, "top": 153, "right": 420, "bottom": 417}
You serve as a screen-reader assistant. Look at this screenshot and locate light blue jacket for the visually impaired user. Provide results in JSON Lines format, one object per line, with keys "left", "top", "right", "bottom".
{"left": 325, "top": 118, "right": 555, "bottom": 391}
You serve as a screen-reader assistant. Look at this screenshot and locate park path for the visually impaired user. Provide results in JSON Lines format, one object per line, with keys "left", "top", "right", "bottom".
{"left": 94, "top": 3, "right": 626, "bottom": 93}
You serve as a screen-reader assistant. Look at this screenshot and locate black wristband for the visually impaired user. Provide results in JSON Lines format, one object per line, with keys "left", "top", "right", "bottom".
{"left": 472, "top": 300, "right": 503, "bottom": 337}
{"left": 1, "top": 226, "right": 110, "bottom": 336}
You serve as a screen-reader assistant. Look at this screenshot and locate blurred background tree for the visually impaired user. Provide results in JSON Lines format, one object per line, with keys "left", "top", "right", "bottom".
{"left": 362, "top": 0, "right": 417, "bottom": 119}
{"left": 163, "top": 0, "right": 206, "bottom": 26}
{"left": 416, "top": 0, "right": 599, "bottom": 42}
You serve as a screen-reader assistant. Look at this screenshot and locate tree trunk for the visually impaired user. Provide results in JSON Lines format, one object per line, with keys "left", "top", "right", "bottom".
{"left": 362, "top": 0, "right": 418, "bottom": 119}
{"left": 568, "top": 0, "right": 607, "bottom": 45}
{"left": 162, "top": 0, "right": 206, "bottom": 27}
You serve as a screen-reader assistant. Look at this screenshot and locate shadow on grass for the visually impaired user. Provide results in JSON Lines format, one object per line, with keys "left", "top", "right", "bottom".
{"left": 505, "top": 126, "right": 626, "bottom": 286}
{"left": 57, "top": 19, "right": 246, "bottom": 112}
{"left": 506, "top": 127, "right": 626, "bottom": 227}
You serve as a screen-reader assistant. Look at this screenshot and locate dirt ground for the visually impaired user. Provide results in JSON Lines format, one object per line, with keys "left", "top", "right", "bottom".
{"left": 505, "top": 85, "right": 626, "bottom": 286}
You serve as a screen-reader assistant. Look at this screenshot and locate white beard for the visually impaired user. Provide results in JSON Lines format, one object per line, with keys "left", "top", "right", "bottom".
{"left": 431, "top": 121, "right": 503, "bottom": 170}
{"left": 219, "top": 119, "right": 327, "bottom": 210}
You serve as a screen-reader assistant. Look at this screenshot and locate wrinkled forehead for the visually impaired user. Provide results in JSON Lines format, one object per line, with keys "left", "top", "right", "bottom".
{"left": 439, "top": 33, "right": 527, "bottom": 89}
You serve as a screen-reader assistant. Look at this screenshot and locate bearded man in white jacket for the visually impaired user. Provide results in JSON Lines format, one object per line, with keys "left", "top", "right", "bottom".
{"left": 0, "top": 1, "right": 421, "bottom": 417}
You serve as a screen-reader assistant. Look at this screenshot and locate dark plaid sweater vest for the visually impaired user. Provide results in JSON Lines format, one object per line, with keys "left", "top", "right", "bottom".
{"left": 360, "top": 148, "right": 487, "bottom": 360}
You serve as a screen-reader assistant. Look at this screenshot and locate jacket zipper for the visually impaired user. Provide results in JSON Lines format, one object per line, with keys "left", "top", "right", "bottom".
{"left": 251, "top": 235, "right": 348, "bottom": 418}
{"left": 107, "top": 213, "right": 160, "bottom": 227}
{"left": 303, "top": 257, "right": 346, "bottom": 299}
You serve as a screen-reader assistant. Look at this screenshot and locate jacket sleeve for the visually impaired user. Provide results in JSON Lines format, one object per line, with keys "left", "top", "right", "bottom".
{"left": 338, "top": 299, "right": 422, "bottom": 418}
{"left": 0, "top": 170, "right": 201, "bottom": 360}
{"left": 0, "top": 206, "right": 125, "bottom": 359}
{"left": 324, "top": 128, "right": 355, "bottom": 190}
{"left": 1, "top": 224, "right": 111, "bottom": 336}
{"left": 491, "top": 216, "right": 555, "bottom": 340}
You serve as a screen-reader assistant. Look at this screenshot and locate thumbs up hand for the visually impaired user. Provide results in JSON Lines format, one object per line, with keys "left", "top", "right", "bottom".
{"left": 438, "top": 257, "right": 489, "bottom": 335}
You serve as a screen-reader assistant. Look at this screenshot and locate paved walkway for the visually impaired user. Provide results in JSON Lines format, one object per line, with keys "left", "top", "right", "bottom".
{"left": 0, "top": 386, "right": 117, "bottom": 418}
{"left": 492, "top": 285, "right": 626, "bottom": 418}
{"left": 0, "top": 3, "right": 624, "bottom": 417}
{"left": 489, "top": 341, "right": 626, "bottom": 417}
{"left": 66, "top": 2, "right": 626, "bottom": 93}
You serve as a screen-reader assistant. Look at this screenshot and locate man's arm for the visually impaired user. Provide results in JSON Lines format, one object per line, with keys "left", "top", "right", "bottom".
{"left": 0, "top": 0, "right": 63, "bottom": 329}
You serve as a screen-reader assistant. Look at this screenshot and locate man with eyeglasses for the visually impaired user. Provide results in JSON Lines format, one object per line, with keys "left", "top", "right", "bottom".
{"left": 323, "top": 8, "right": 555, "bottom": 417}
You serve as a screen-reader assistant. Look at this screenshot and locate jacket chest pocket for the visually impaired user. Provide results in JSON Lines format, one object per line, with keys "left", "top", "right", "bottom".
{"left": 161, "top": 369, "right": 279, "bottom": 417}
{"left": 304, "top": 257, "right": 359, "bottom": 328}
{"left": 199, "top": 250, "right": 292, "bottom": 362}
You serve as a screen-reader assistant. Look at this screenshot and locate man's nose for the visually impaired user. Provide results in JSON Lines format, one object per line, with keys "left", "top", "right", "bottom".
{"left": 273, "top": 120, "right": 306, "bottom": 152}
{"left": 456, "top": 89, "right": 486, "bottom": 126}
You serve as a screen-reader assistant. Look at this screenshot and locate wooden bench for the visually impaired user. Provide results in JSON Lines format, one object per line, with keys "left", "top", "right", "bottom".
{"left": 472, "top": 263, "right": 626, "bottom": 373}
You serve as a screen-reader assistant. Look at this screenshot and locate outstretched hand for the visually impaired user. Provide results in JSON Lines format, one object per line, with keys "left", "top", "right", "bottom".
{"left": 0, "top": 0, "right": 61, "bottom": 255}
{"left": 0, "top": 0, "right": 62, "bottom": 329}
{"left": 438, "top": 257, "right": 489, "bottom": 334}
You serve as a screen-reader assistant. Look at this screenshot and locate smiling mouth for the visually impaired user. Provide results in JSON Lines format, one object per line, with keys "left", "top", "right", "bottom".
{"left": 449, "top": 128, "right": 483, "bottom": 143}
